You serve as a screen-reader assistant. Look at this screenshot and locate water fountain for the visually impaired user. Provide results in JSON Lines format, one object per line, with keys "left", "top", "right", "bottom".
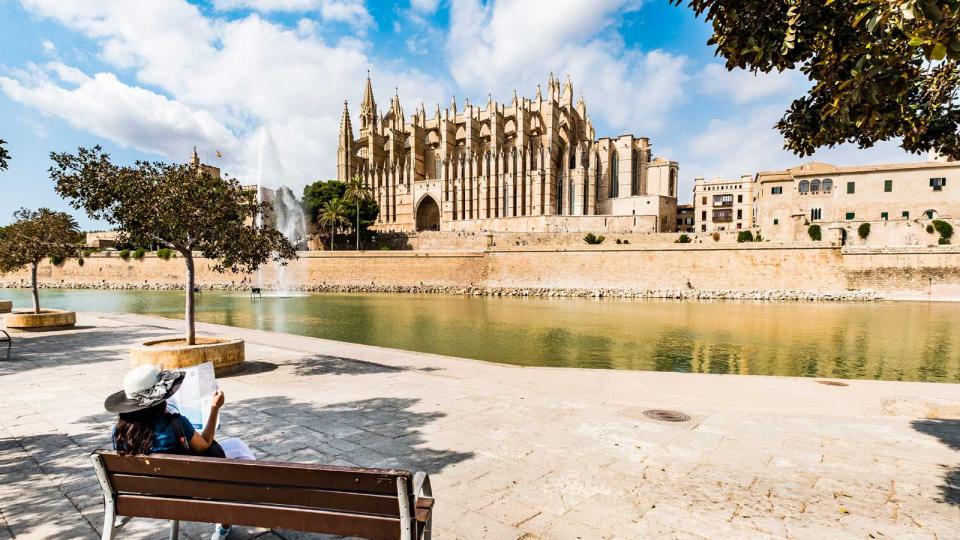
{"left": 253, "top": 128, "right": 309, "bottom": 297}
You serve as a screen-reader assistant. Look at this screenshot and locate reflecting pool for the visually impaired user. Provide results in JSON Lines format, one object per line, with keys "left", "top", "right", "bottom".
{"left": 4, "top": 288, "right": 959, "bottom": 382}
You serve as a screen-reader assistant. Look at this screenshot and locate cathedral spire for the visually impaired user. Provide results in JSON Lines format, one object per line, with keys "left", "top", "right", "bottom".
{"left": 190, "top": 146, "right": 200, "bottom": 168}
{"left": 562, "top": 74, "right": 573, "bottom": 105}
{"left": 360, "top": 70, "right": 377, "bottom": 130}
{"left": 450, "top": 94, "right": 457, "bottom": 116}
{"left": 339, "top": 100, "right": 353, "bottom": 140}
{"left": 535, "top": 84, "right": 542, "bottom": 102}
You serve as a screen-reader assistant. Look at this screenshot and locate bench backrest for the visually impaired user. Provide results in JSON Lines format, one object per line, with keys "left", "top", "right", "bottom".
{"left": 92, "top": 450, "right": 416, "bottom": 540}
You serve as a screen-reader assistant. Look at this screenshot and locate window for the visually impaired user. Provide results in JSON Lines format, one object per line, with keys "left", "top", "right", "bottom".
{"left": 736, "top": 223, "right": 742, "bottom": 229}
{"left": 810, "top": 179, "right": 821, "bottom": 193}
{"left": 701, "top": 211, "right": 707, "bottom": 220}
{"left": 594, "top": 153, "right": 600, "bottom": 203}
{"left": 773, "top": 218, "right": 779, "bottom": 225}
{"left": 435, "top": 158, "right": 442, "bottom": 180}
{"left": 702, "top": 196, "right": 707, "bottom": 204}
{"left": 847, "top": 181, "right": 855, "bottom": 194}
{"left": 931, "top": 177, "right": 946, "bottom": 191}
{"left": 845, "top": 212, "right": 855, "bottom": 220}
{"left": 884, "top": 179, "right": 893, "bottom": 192}
{"left": 902, "top": 211, "right": 910, "bottom": 219}
{"left": 714, "top": 194, "right": 733, "bottom": 206}
{"left": 822, "top": 178, "right": 833, "bottom": 192}
{"left": 811, "top": 208, "right": 822, "bottom": 221}
{"left": 713, "top": 209, "right": 733, "bottom": 222}
{"left": 631, "top": 150, "right": 639, "bottom": 196}
{"left": 881, "top": 212, "right": 888, "bottom": 220}
{"left": 798, "top": 180, "right": 810, "bottom": 193}
{"left": 530, "top": 146, "right": 537, "bottom": 170}
{"left": 771, "top": 186, "right": 783, "bottom": 195}
{"left": 701, "top": 224, "right": 707, "bottom": 231}
{"left": 609, "top": 153, "right": 619, "bottom": 198}
{"left": 736, "top": 209, "right": 742, "bottom": 219}
{"left": 925, "top": 210, "right": 935, "bottom": 219}
{"left": 737, "top": 194, "right": 743, "bottom": 203}
{"left": 569, "top": 148, "right": 576, "bottom": 169}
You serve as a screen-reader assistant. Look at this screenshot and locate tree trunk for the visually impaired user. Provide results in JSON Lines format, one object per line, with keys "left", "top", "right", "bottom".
{"left": 330, "top": 225, "right": 335, "bottom": 251}
{"left": 184, "top": 253, "right": 196, "bottom": 345}
{"left": 356, "top": 202, "right": 360, "bottom": 250}
{"left": 30, "top": 262, "right": 40, "bottom": 314}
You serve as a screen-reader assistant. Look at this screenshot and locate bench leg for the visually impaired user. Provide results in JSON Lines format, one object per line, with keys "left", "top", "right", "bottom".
{"left": 169, "top": 520, "right": 180, "bottom": 540}
{"left": 91, "top": 454, "right": 117, "bottom": 540}
{"left": 396, "top": 477, "right": 412, "bottom": 540}
{"left": 100, "top": 505, "right": 116, "bottom": 540}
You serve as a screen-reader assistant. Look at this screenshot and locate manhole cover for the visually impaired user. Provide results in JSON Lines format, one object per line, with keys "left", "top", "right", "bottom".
{"left": 816, "top": 380, "right": 849, "bottom": 387}
{"left": 642, "top": 409, "right": 691, "bottom": 423}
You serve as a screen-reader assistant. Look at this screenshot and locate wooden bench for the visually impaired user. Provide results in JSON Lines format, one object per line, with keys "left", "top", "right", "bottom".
{"left": 91, "top": 450, "right": 434, "bottom": 540}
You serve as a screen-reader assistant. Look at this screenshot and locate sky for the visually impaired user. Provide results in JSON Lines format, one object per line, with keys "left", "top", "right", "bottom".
{"left": 0, "top": 0, "right": 923, "bottom": 229}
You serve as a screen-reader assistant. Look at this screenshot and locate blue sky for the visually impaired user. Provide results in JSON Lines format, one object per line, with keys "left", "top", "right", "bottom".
{"left": 0, "top": 0, "right": 920, "bottom": 229}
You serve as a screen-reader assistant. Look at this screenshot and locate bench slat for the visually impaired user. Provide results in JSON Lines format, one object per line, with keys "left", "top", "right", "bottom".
{"left": 116, "top": 494, "right": 404, "bottom": 540}
{"left": 110, "top": 473, "right": 400, "bottom": 516}
{"left": 97, "top": 451, "right": 410, "bottom": 496}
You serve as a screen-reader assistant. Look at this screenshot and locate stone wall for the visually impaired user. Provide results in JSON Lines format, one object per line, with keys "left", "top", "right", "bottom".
{"left": 4, "top": 245, "right": 960, "bottom": 301}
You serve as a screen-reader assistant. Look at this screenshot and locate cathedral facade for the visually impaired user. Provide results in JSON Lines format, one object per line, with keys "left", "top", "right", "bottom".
{"left": 337, "top": 74, "right": 680, "bottom": 234}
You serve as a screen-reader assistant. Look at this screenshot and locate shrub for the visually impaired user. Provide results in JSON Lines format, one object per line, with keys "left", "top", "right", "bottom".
{"left": 82, "top": 248, "right": 97, "bottom": 257}
{"left": 379, "top": 245, "right": 392, "bottom": 251}
{"left": 737, "top": 230, "right": 754, "bottom": 243}
{"left": 857, "top": 222, "right": 871, "bottom": 240}
{"left": 711, "top": 232, "right": 720, "bottom": 242}
{"left": 927, "top": 224, "right": 935, "bottom": 234}
{"left": 77, "top": 257, "right": 84, "bottom": 267}
{"left": 755, "top": 232, "right": 763, "bottom": 242}
{"left": 621, "top": 239, "right": 630, "bottom": 245}
{"left": 49, "top": 255, "right": 66, "bottom": 267}
{"left": 808, "top": 224, "right": 822, "bottom": 241}
{"left": 933, "top": 220, "right": 953, "bottom": 245}
{"left": 584, "top": 233, "right": 605, "bottom": 245}
{"left": 676, "top": 234, "right": 691, "bottom": 244}
{"left": 157, "top": 247, "right": 173, "bottom": 260}
{"left": 133, "top": 248, "right": 146, "bottom": 260}
{"left": 118, "top": 249, "right": 130, "bottom": 261}
{"left": 615, "top": 238, "right": 622, "bottom": 244}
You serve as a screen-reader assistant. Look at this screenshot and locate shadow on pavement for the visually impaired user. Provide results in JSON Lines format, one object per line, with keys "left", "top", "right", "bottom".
{"left": 911, "top": 418, "right": 960, "bottom": 505}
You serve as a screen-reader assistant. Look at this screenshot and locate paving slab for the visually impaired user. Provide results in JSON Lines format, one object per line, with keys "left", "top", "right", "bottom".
{"left": 0, "top": 312, "right": 958, "bottom": 539}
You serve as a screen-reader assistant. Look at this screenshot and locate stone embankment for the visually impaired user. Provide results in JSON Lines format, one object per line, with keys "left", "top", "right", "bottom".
{"left": 0, "top": 279, "right": 881, "bottom": 301}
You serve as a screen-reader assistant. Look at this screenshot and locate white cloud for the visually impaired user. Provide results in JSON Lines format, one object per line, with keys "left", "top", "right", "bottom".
{"left": 445, "top": 0, "right": 684, "bottom": 132}
{"left": 212, "top": 0, "right": 373, "bottom": 30}
{"left": 699, "top": 64, "right": 808, "bottom": 104}
{"left": 6, "top": 0, "right": 450, "bottom": 191}
{"left": 41, "top": 40, "right": 56, "bottom": 54}
{"left": 409, "top": 0, "right": 440, "bottom": 13}
{"left": 674, "top": 104, "right": 922, "bottom": 202}
{"left": 0, "top": 64, "right": 236, "bottom": 159}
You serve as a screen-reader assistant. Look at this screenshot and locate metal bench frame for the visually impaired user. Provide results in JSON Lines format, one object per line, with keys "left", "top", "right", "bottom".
{"left": 0, "top": 330, "right": 10, "bottom": 361}
{"left": 91, "top": 451, "right": 433, "bottom": 540}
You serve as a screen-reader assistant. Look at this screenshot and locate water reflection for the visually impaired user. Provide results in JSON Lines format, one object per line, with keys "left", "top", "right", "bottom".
{"left": 3, "top": 289, "right": 959, "bottom": 382}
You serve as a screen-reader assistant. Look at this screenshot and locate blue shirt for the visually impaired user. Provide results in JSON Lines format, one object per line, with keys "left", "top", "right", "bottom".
{"left": 113, "top": 414, "right": 196, "bottom": 454}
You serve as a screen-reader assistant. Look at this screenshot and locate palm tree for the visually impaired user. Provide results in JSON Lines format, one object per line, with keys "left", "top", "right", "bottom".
{"left": 343, "top": 174, "right": 374, "bottom": 250}
{"left": 318, "top": 198, "right": 349, "bottom": 251}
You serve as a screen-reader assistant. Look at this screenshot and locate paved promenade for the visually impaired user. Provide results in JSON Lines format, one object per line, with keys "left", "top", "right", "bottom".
{"left": 1, "top": 313, "right": 958, "bottom": 539}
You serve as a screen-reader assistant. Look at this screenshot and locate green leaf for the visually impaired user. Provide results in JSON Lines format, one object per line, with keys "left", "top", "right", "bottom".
{"left": 908, "top": 36, "right": 927, "bottom": 47}
{"left": 931, "top": 42, "right": 947, "bottom": 60}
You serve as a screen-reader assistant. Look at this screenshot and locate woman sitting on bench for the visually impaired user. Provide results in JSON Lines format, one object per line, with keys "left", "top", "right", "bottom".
{"left": 105, "top": 365, "right": 232, "bottom": 540}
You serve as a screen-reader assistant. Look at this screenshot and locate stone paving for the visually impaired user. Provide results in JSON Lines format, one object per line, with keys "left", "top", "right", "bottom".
{"left": 0, "top": 313, "right": 958, "bottom": 539}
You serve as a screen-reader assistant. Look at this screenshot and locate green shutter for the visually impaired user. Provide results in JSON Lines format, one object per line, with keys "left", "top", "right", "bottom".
{"left": 881, "top": 212, "right": 888, "bottom": 220}
{"left": 884, "top": 179, "right": 892, "bottom": 192}
{"left": 845, "top": 212, "right": 855, "bottom": 220}
{"left": 847, "top": 181, "right": 855, "bottom": 194}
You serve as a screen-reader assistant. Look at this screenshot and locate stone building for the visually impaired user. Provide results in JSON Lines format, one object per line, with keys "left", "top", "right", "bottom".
{"left": 337, "top": 73, "right": 680, "bottom": 234}
{"left": 692, "top": 175, "right": 757, "bottom": 233}
{"left": 755, "top": 157, "right": 960, "bottom": 245}
{"left": 676, "top": 204, "right": 695, "bottom": 233}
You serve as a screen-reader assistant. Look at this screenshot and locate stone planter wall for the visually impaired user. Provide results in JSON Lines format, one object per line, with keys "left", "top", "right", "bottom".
{"left": 129, "top": 337, "right": 245, "bottom": 376}
{"left": 5, "top": 309, "right": 76, "bottom": 331}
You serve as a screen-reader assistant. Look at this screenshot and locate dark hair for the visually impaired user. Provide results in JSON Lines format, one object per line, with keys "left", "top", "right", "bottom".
{"left": 113, "top": 401, "right": 167, "bottom": 456}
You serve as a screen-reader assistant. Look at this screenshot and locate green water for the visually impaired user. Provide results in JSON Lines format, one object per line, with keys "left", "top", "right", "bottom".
{"left": 5, "top": 288, "right": 960, "bottom": 382}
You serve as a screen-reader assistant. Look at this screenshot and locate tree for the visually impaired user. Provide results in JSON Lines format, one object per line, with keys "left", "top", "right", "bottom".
{"left": 0, "top": 208, "right": 82, "bottom": 314}
{"left": 0, "top": 139, "right": 9, "bottom": 171}
{"left": 858, "top": 222, "right": 872, "bottom": 239}
{"left": 343, "top": 174, "right": 375, "bottom": 250}
{"left": 674, "top": 0, "right": 960, "bottom": 160}
{"left": 808, "top": 224, "right": 822, "bottom": 241}
{"left": 303, "top": 179, "right": 346, "bottom": 224}
{"left": 318, "top": 198, "right": 350, "bottom": 250}
{"left": 49, "top": 146, "right": 297, "bottom": 345}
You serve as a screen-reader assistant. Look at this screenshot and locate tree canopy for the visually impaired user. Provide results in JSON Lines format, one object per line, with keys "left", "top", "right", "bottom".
{"left": 0, "top": 139, "right": 10, "bottom": 171}
{"left": 49, "top": 146, "right": 297, "bottom": 342}
{"left": 302, "top": 179, "right": 379, "bottom": 235}
{"left": 0, "top": 208, "right": 82, "bottom": 313}
{"left": 674, "top": 0, "right": 960, "bottom": 160}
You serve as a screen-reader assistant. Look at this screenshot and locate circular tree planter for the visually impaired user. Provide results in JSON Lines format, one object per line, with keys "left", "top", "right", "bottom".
{"left": 0, "top": 301, "right": 12, "bottom": 314}
{"left": 5, "top": 309, "right": 76, "bottom": 331}
{"left": 130, "top": 337, "right": 245, "bottom": 376}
